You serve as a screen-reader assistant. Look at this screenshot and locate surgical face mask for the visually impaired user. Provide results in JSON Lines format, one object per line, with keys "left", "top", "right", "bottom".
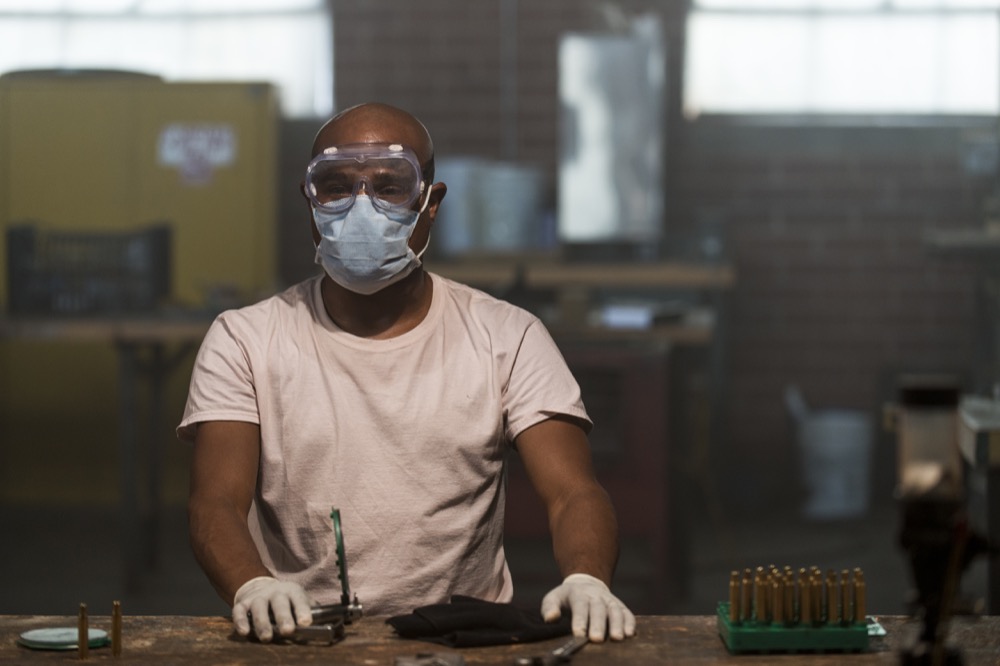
{"left": 313, "top": 192, "right": 432, "bottom": 295}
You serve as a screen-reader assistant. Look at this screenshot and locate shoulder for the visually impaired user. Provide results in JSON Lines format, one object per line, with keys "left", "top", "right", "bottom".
{"left": 220, "top": 276, "right": 318, "bottom": 321}
{"left": 429, "top": 272, "right": 539, "bottom": 331}
{"left": 209, "top": 276, "right": 321, "bottom": 341}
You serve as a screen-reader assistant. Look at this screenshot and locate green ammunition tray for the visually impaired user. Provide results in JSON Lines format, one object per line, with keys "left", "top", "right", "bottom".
{"left": 717, "top": 602, "right": 869, "bottom": 654}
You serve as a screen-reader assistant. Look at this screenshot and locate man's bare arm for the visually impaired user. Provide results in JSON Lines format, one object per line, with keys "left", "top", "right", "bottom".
{"left": 515, "top": 416, "right": 635, "bottom": 641}
{"left": 188, "top": 420, "right": 271, "bottom": 605}
{"left": 514, "top": 416, "right": 619, "bottom": 584}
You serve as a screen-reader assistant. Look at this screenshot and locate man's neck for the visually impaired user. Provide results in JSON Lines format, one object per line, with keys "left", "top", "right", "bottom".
{"left": 319, "top": 269, "right": 433, "bottom": 339}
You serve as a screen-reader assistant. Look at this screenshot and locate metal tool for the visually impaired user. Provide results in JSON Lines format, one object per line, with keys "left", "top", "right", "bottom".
{"left": 253, "top": 507, "right": 363, "bottom": 644}
{"left": 894, "top": 376, "right": 989, "bottom": 665}
{"left": 514, "top": 634, "right": 588, "bottom": 665}
{"left": 285, "top": 597, "right": 363, "bottom": 644}
{"left": 284, "top": 614, "right": 345, "bottom": 645}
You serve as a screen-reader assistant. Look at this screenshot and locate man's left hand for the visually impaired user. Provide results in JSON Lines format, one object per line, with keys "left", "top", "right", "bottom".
{"left": 540, "top": 573, "right": 636, "bottom": 642}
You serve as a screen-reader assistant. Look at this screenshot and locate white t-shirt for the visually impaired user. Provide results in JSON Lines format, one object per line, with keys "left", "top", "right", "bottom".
{"left": 177, "top": 272, "right": 590, "bottom": 616}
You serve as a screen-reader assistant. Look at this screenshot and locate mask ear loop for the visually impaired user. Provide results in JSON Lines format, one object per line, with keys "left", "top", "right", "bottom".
{"left": 413, "top": 182, "right": 434, "bottom": 261}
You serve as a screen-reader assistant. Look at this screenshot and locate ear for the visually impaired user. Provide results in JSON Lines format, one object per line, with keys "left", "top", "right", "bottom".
{"left": 425, "top": 182, "right": 448, "bottom": 227}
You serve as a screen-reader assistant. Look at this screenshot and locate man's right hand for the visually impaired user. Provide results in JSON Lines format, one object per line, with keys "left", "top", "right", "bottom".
{"left": 232, "top": 576, "right": 313, "bottom": 642}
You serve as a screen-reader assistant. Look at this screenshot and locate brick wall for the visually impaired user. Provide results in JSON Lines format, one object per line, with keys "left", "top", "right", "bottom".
{"left": 674, "top": 123, "right": 989, "bottom": 511}
{"left": 331, "top": 0, "right": 681, "bottom": 170}
{"left": 327, "top": 1, "right": 990, "bottom": 514}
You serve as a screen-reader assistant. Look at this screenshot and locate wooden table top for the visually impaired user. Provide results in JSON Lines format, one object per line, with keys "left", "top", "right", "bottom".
{"left": 2, "top": 614, "right": 1000, "bottom": 665}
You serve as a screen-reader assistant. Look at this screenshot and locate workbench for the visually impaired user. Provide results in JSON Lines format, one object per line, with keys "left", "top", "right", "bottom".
{"left": 2, "top": 614, "right": 999, "bottom": 664}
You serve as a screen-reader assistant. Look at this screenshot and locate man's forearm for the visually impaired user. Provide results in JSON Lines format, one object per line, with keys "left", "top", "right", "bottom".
{"left": 548, "top": 485, "right": 620, "bottom": 586}
{"left": 189, "top": 496, "right": 272, "bottom": 605}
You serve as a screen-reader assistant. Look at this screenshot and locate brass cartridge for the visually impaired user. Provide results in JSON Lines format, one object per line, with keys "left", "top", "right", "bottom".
{"left": 854, "top": 570, "right": 867, "bottom": 624}
{"left": 811, "top": 574, "right": 823, "bottom": 623}
{"left": 772, "top": 578, "right": 784, "bottom": 625}
{"left": 741, "top": 572, "right": 752, "bottom": 622}
{"left": 840, "top": 569, "right": 851, "bottom": 625}
{"left": 729, "top": 571, "right": 740, "bottom": 623}
{"left": 783, "top": 573, "right": 795, "bottom": 624}
{"left": 825, "top": 570, "right": 838, "bottom": 624}
{"left": 800, "top": 575, "right": 813, "bottom": 624}
{"left": 754, "top": 571, "right": 766, "bottom": 623}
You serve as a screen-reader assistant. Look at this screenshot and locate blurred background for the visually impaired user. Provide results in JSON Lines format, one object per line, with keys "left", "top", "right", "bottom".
{"left": 1, "top": 0, "right": 999, "bottom": 621}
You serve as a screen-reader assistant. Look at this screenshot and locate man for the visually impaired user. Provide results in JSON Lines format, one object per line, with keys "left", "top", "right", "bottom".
{"left": 179, "top": 102, "right": 636, "bottom": 644}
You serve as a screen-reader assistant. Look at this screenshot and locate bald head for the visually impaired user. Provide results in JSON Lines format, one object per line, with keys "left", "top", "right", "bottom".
{"left": 311, "top": 103, "right": 435, "bottom": 178}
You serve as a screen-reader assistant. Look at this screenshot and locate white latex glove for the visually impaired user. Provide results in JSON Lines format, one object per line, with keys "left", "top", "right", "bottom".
{"left": 540, "top": 573, "right": 636, "bottom": 642}
{"left": 232, "top": 576, "right": 313, "bottom": 642}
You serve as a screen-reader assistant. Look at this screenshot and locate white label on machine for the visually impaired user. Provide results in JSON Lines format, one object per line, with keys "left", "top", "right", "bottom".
{"left": 157, "top": 124, "right": 237, "bottom": 185}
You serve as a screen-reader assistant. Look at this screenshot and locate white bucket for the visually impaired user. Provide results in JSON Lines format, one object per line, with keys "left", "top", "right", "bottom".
{"left": 798, "top": 410, "right": 873, "bottom": 520}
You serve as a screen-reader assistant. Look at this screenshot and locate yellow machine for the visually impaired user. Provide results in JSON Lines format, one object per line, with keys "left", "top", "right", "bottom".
{"left": 0, "top": 71, "right": 279, "bottom": 503}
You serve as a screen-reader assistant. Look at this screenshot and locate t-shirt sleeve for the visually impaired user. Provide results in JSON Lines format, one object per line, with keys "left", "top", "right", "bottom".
{"left": 176, "top": 314, "right": 261, "bottom": 442}
{"left": 503, "top": 318, "right": 592, "bottom": 442}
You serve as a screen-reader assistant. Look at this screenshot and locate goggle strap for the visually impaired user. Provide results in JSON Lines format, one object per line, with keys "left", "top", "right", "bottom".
{"left": 412, "top": 182, "right": 434, "bottom": 262}
{"left": 417, "top": 181, "right": 433, "bottom": 215}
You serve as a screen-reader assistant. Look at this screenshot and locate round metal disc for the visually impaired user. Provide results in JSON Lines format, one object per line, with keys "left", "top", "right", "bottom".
{"left": 17, "top": 627, "right": 109, "bottom": 651}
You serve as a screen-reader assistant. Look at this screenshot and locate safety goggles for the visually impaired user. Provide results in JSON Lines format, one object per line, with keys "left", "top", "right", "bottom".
{"left": 305, "top": 143, "right": 427, "bottom": 215}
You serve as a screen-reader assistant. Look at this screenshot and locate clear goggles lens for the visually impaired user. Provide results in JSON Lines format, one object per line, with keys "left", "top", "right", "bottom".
{"left": 305, "top": 143, "right": 424, "bottom": 214}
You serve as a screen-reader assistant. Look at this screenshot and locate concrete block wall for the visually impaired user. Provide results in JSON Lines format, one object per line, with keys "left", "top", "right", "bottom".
{"left": 329, "top": 1, "right": 991, "bottom": 514}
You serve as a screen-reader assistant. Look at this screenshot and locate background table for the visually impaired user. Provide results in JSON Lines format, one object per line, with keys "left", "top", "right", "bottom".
{"left": 0, "top": 316, "right": 212, "bottom": 590}
{"left": 3, "top": 614, "right": 1000, "bottom": 664}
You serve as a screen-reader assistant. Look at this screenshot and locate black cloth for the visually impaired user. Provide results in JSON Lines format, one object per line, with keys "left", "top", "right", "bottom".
{"left": 386, "top": 595, "right": 572, "bottom": 647}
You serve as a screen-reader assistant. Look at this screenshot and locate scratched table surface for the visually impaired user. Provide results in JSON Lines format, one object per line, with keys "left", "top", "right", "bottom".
{"left": 2, "top": 614, "right": 1000, "bottom": 665}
